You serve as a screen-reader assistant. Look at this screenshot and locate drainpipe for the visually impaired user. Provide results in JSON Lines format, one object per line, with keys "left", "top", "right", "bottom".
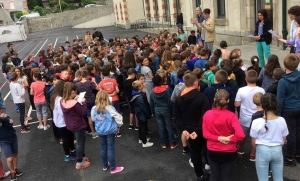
{"left": 282, "top": 0, "right": 287, "bottom": 50}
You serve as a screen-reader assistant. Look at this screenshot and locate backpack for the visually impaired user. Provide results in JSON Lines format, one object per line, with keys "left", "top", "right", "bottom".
{"left": 93, "top": 105, "right": 118, "bottom": 135}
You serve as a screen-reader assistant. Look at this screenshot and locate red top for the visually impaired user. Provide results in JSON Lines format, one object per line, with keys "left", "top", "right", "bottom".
{"left": 99, "top": 78, "right": 119, "bottom": 102}
{"left": 203, "top": 108, "right": 245, "bottom": 152}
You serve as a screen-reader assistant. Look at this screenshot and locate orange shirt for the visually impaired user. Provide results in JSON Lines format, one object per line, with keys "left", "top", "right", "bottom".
{"left": 99, "top": 78, "right": 119, "bottom": 101}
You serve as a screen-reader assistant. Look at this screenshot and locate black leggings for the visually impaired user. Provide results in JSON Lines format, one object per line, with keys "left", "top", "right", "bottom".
{"left": 16, "top": 103, "right": 25, "bottom": 129}
{"left": 58, "top": 127, "right": 75, "bottom": 156}
{"left": 207, "top": 150, "right": 238, "bottom": 181}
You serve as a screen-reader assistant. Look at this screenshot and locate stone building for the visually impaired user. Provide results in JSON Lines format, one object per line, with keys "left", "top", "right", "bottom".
{"left": 113, "top": 0, "right": 300, "bottom": 46}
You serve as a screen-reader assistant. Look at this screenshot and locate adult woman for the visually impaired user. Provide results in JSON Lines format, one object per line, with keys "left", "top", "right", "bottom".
{"left": 250, "top": 93, "right": 289, "bottom": 181}
{"left": 203, "top": 89, "right": 245, "bottom": 181}
{"left": 258, "top": 55, "right": 281, "bottom": 91}
{"left": 14, "top": 67, "right": 32, "bottom": 121}
{"left": 176, "top": 13, "right": 183, "bottom": 28}
{"left": 60, "top": 82, "right": 90, "bottom": 170}
{"left": 254, "top": 9, "right": 272, "bottom": 68}
{"left": 177, "top": 27, "right": 187, "bottom": 41}
{"left": 85, "top": 31, "right": 93, "bottom": 44}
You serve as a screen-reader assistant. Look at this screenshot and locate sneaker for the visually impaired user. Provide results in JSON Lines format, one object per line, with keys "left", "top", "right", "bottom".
{"left": 170, "top": 142, "right": 179, "bottom": 149}
{"left": 196, "top": 173, "right": 208, "bottom": 181}
{"left": 128, "top": 124, "right": 133, "bottom": 130}
{"left": 284, "top": 157, "right": 296, "bottom": 166}
{"left": 138, "top": 138, "right": 151, "bottom": 144}
{"left": 110, "top": 166, "right": 124, "bottom": 174}
{"left": 10, "top": 172, "right": 17, "bottom": 181}
{"left": 142, "top": 142, "right": 154, "bottom": 147}
{"left": 103, "top": 162, "right": 110, "bottom": 171}
{"left": 32, "top": 109, "right": 36, "bottom": 112}
{"left": 37, "top": 125, "right": 44, "bottom": 129}
{"left": 70, "top": 150, "right": 76, "bottom": 157}
{"left": 116, "top": 132, "right": 121, "bottom": 138}
{"left": 161, "top": 145, "right": 167, "bottom": 149}
{"left": 14, "top": 168, "right": 23, "bottom": 177}
{"left": 189, "top": 158, "right": 194, "bottom": 168}
{"left": 92, "top": 133, "right": 98, "bottom": 139}
{"left": 183, "top": 147, "right": 190, "bottom": 154}
{"left": 47, "top": 118, "right": 53, "bottom": 121}
{"left": 21, "top": 128, "right": 31, "bottom": 133}
{"left": 296, "top": 156, "right": 300, "bottom": 164}
{"left": 1, "top": 171, "right": 10, "bottom": 178}
{"left": 76, "top": 161, "right": 90, "bottom": 170}
{"left": 205, "top": 164, "right": 210, "bottom": 171}
{"left": 44, "top": 125, "right": 50, "bottom": 130}
{"left": 174, "top": 133, "right": 179, "bottom": 138}
{"left": 249, "top": 155, "right": 256, "bottom": 162}
{"left": 237, "top": 148, "right": 245, "bottom": 155}
{"left": 59, "top": 139, "right": 63, "bottom": 145}
{"left": 85, "top": 131, "right": 92, "bottom": 135}
{"left": 268, "top": 170, "right": 272, "bottom": 178}
{"left": 134, "top": 126, "right": 139, "bottom": 130}
{"left": 25, "top": 125, "right": 30, "bottom": 129}
{"left": 64, "top": 155, "right": 76, "bottom": 162}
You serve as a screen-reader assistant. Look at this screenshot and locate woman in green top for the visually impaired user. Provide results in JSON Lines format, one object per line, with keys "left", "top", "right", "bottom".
{"left": 177, "top": 28, "right": 187, "bottom": 41}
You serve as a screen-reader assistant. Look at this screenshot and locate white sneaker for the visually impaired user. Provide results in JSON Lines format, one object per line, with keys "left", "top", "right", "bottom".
{"left": 189, "top": 158, "right": 194, "bottom": 168}
{"left": 44, "top": 125, "right": 50, "bottom": 130}
{"left": 205, "top": 164, "right": 210, "bottom": 171}
{"left": 47, "top": 118, "right": 53, "bottom": 121}
{"left": 142, "top": 142, "right": 153, "bottom": 147}
{"left": 138, "top": 138, "right": 151, "bottom": 144}
{"left": 92, "top": 133, "right": 98, "bottom": 139}
{"left": 37, "top": 125, "right": 44, "bottom": 129}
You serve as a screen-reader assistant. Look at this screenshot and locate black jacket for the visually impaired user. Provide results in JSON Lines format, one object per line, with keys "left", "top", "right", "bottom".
{"left": 254, "top": 20, "right": 272, "bottom": 45}
{"left": 176, "top": 13, "right": 183, "bottom": 25}
{"left": 188, "top": 35, "right": 197, "bottom": 45}
{"left": 233, "top": 67, "right": 247, "bottom": 88}
{"left": 173, "top": 89, "right": 210, "bottom": 136}
{"left": 92, "top": 31, "right": 104, "bottom": 41}
{"left": 0, "top": 116, "right": 16, "bottom": 141}
{"left": 266, "top": 81, "right": 278, "bottom": 96}
{"left": 11, "top": 57, "right": 21, "bottom": 66}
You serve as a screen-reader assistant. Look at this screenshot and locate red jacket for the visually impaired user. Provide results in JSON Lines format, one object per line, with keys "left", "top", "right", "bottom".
{"left": 203, "top": 108, "right": 245, "bottom": 152}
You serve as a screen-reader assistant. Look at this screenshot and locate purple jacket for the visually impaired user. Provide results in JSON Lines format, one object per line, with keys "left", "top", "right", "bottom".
{"left": 60, "top": 100, "right": 87, "bottom": 131}
{"left": 286, "top": 34, "right": 300, "bottom": 55}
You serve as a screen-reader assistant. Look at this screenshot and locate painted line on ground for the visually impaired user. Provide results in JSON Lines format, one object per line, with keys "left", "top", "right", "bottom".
{"left": 23, "top": 41, "right": 42, "bottom": 60}
{"left": 0, "top": 81, "right": 7, "bottom": 89}
{"left": 3, "top": 91, "right": 10, "bottom": 101}
{"left": 34, "top": 39, "right": 48, "bottom": 57}
{"left": 53, "top": 38, "right": 58, "bottom": 48}
{"left": 104, "top": 38, "right": 109, "bottom": 42}
{"left": 76, "top": 35, "right": 79, "bottom": 39}
{"left": 13, "top": 120, "right": 39, "bottom": 128}
{"left": 66, "top": 37, "right": 68, "bottom": 41}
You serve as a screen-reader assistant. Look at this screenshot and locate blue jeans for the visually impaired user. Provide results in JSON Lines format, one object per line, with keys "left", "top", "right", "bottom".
{"left": 99, "top": 134, "right": 116, "bottom": 171}
{"left": 256, "top": 145, "right": 283, "bottom": 181}
{"left": 256, "top": 41, "right": 270, "bottom": 68}
{"left": 155, "top": 111, "right": 175, "bottom": 145}
{"left": 74, "top": 129, "right": 86, "bottom": 162}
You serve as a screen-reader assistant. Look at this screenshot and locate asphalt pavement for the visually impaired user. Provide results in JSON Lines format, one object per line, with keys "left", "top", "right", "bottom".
{"left": 0, "top": 26, "right": 299, "bottom": 181}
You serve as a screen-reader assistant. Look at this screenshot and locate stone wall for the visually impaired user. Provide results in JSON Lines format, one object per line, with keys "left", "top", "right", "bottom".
{"left": 24, "top": 4, "right": 114, "bottom": 33}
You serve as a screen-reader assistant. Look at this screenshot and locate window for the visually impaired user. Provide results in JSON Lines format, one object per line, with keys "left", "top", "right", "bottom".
{"left": 154, "top": 0, "right": 159, "bottom": 21}
{"left": 196, "top": 0, "right": 201, "bottom": 8}
{"left": 175, "top": 0, "right": 181, "bottom": 15}
{"left": 10, "top": 1, "right": 15, "bottom": 9}
{"left": 22, "top": 1, "right": 27, "bottom": 9}
{"left": 217, "top": 0, "right": 225, "bottom": 18}
{"left": 164, "top": 0, "right": 170, "bottom": 21}
{"left": 0, "top": 20, "right": 3, "bottom": 25}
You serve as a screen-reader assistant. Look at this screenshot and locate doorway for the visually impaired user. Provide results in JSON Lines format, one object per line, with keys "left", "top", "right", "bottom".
{"left": 255, "top": 0, "right": 273, "bottom": 26}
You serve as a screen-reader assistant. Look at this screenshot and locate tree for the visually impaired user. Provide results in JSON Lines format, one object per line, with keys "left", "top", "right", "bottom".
{"left": 33, "top": 5, "right": 44, "bottom": 16}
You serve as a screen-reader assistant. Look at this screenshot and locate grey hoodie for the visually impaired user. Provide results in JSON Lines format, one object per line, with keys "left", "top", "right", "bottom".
{"left": 171, "top": 82, "right": 186, "bottom": 103}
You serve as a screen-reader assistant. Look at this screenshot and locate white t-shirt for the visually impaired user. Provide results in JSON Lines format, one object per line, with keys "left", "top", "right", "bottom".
{"left": 250, "top": 116, "right": 289, "bottom": 146}
{"left": 235, "top": 86, "right": 265, "bottom": 127}
{"left": 141, "top": 66, "right": 152, "bottom": 82}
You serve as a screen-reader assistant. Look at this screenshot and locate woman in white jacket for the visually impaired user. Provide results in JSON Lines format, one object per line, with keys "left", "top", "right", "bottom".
{"left": 50, "top": 80, "right": 76, "bottom": 162}
{"left": 9, "top": 72, "right": 29, "bottom": 133}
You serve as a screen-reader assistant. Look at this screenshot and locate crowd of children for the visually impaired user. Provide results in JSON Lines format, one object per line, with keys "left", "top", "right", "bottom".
{"left": 0, "top": 21, "right": 299, "bottom": 181}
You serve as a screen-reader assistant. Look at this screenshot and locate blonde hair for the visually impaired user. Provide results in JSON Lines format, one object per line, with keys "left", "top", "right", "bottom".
{"left": 161, "top": 50, "right": 172, "bottom": 66}
{"left": 213, "top": 89, "right": 229, "bottom": 109}
{"left": 62, "top": 82, "right": 76, "bottom": 102}
{"left": 253, "top": 92, "right": 263, "bottom": 106}
{"left": 171, "top": 47, "right": 178, "bottom": 54}
{"left": 132, "top": 80, "right": 142, "bottom": 91}
{"left": 95, "top": 90, "right": 111, "bottom": 113}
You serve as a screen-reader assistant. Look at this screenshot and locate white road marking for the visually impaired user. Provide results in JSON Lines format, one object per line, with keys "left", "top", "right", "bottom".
{"left": 34, "top": 39, "right": 48, "bottom": 57}
{"left": 3, "top": 91, "right": 10, "bottom": 101}
{"left": 104, "top": 38, "right": 108, "bottom": 42}
{"left": 54, "top": 38, "right": 58, "bottom": 48}
{"left": 66, "top": 37, "right": 68, "bottom": 41}
{"left": 76, "top": 35, "right": 79, "bottom": 39}
{"left": 13, "top": 120, "right": 39, "bottom": 128}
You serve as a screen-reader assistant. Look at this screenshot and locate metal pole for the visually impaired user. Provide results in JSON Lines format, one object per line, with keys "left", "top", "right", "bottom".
{"left": 59, "top": 0, "right": 62, "bottom": 12}
{"left": 282, "top": 0, "right": 287, "bottom": 50}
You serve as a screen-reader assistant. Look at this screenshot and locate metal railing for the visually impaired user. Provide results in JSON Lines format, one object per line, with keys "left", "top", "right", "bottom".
{"left": 132, "top": 14, "right": 177, "bottom": 31}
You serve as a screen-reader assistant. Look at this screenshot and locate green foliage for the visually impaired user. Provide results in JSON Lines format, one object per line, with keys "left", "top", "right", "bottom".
{"left": 81, "top": 0, "right": 95, "bottom": 6}
{"left": 44, "top": 8, "right": 52, "bottom": 15}
{"left": 60, "top": 1, "right": 68, "bottom": 10}
{"left": 67, "top": 4, "right": 78, "bottom": 10}
{"left": 49, "top": 0, "right": 56, "bottom": 7}
{"left": 28, "top": 0, "right": 43, "bottom": 10}
{"left": 33, "top": 5, "right": 44, "bottom": 15}
{"left": 15, "top": 11, "right": 23, "bottom": 19}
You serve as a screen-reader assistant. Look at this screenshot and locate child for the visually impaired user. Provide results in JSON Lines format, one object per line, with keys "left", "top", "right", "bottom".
{"left": 99, "top": 67, "right": 121, "bottom": 137}
{"left": 76, "top": 70, "right": 99, "bottom": 139}
{"left": 192, "top": 68, "right": 209, "bottom": 92}
{"left": 91, "top": 91, "right": 124, "bottom": 174}
{"left": 160, "top": 50, "right": 174, "bottom": 72}
{"left": 9, "top": 72, "right": 30, "bottom": 133}
{"left": 204, "top": 60, "right": 216, "bottom": 85}
{"left": 250, "top": 93, "right": 289, "bottom": 180}
{"left": 131, "top": 80, "right": 153, "bottom": 147}
{"left": 6, "top": 56, "right": 14, "bottom": 67}
{"left": 141, "top": 57, "right": 153, "bottom": 95}
{"left": 220, "top": 41, "right": 230, "bottom": 59}
{"left": 204, "top": 70, "right": 235, "bottom": 112}
{"left": 5, "top": 65, "right": 13, "bottom": 82}
{"left": 136, "top": 73, "right": 150, "bottom": 103}
{"left": 11, "top": 52, "right": 21, "bottom": 67}
{"left": 0, "top": 136, "right": 11, "bottom": 178}
{"left": 266, "top": 68, "right": 284, "bottom": 96}
{"left": 247, "top": 56, "right": 262, "bottom": 75}
{"left": 249, "top": 92, "right": 264, "bottom": 161}
{"left": 39, "top": 50, "right": 46, "bottom": 64}
{"left": 170, "top": 60, "right": 182, "bottom": 88}
{"left": 222, "top": 65, "right": 238, "bottom": 95}
{"left": 150, "top": 75, "right": 178, "bottom": 149}
{"left": 0, "top": 89, "right": 5, "bottom": 113}
{"left": 65, "top": 41, "right": 72, "bottom": 54}
{"left": 30, "top": 72, "right": 50, "bottom": 130}
{"left": 180, "top": 50, "right": 191, "bottom": 65}
{"left": 162, "top": 63, "right": 172, "bottom": 91}
{"left": 43, "top": 60, "right": 55, "bottom": 75}
{"left": 173, "top": 73, "right": 210, "bottom": 180}
{"left": 233, "top": 58, "right": 247, "bottom": 88}
{"left": 60, "top": 82, "right": 90, "bottom": 170}
{"left": 124, "top": 68, "right": 138, "bottom": 130}
{"left": 194, "top": 48, "right": 210, "bottom": 70}
{"left": 187, "top": 30, "right": 197, "bottom": 45}
{"left": 0, "top": 109, "right": 23, "bottom": 181}
{"left": 202, "top": 89, "right": 245, "bottom": 181}
{"left": 277, "top": 54, "right": 300, "bottom": 166}
{"left": 234, "top": 70, "right": 265, "bottom": 155}
{"left": 170, "top": 67, "right": 188, "bottom": 103}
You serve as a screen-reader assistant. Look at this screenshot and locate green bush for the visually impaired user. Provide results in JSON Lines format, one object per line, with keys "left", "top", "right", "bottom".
{"left": 44, "top": 9, "right": 52, "bottom": 15}
{"left": 49, "top": 0, "right": 55, "bottom": 7}
{"left": 15, "top": 11, "right": 23, "bottom": 19}
{"left": 33, "top": 5, "right": 44, "bottom": 16}
{"left": 82, "top": 0, "right": 95, "bottom": 6}
{"left": 60, "top": 1, "right": 68, "bottom": 10}
{"left": 67, "top": 4, "right": 78, "bottom": 10}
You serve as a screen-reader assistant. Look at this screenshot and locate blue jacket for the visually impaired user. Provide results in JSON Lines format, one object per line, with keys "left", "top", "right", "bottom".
{"left": 277, "top": 71, "right": 300, "bottom": 115}
{"left": 131, "top": 90, "right": 151, "bottom": 122}
{"left": 194, "top": 58, "right": 208, "bottom": 70}
{"left": 0, "top": 115, "right": 16, "bottom": 141}
{"left": 186, "top": 59, "right": 197, "bottom": 71}
{"left": 170, "top": 70, "right": 178, "bottom": 86}
{"left": 152, "top": 55, "right": 161, "bottom": 74}
{"left": 204, "top": 83, "right": 235, "bottom": 112}
{"left": 150, "top": 86, "right": 172, "bottom": 116}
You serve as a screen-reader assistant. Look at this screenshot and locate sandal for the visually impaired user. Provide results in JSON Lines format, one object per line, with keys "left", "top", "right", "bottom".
{"left": 76, "top": 161, "right": 91, "bottom": 170}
